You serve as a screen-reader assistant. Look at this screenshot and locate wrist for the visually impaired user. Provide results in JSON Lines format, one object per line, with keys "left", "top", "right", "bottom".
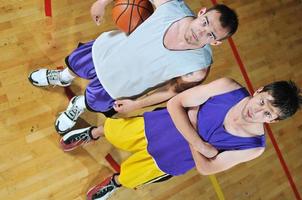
{"left": 193, "top": 139, "right": 205, "bottom": 151}
{"left": 98, "top": 0, "right": 112, "bottom": 6}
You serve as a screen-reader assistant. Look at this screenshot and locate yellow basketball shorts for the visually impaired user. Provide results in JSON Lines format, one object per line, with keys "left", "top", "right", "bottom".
{"left": 104, "top": 117, "right": 165, "bottom": 188}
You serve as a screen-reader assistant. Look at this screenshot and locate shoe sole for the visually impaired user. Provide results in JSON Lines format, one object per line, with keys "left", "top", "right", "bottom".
{"left": 59, "top": 137, "right": 80, "bottom": 152}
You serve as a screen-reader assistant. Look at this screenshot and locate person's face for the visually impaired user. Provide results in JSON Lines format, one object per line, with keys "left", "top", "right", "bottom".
{"left": 184, "top": 8, "right": 229, "bottom": 47}
{"left": 241, "top": 90, "right": 281, "bottom": 123}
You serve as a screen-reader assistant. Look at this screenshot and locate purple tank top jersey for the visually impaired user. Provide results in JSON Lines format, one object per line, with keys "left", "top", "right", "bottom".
{"left": 143, "top": 88, "right": 266, "bottom": 175}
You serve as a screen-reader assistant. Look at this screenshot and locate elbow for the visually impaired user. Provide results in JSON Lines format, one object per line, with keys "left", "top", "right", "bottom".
{"left": 196, "top": 165, "right": 216, "bottom": 176}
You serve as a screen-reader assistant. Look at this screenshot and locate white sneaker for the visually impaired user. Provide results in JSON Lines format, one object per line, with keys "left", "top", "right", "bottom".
{"left": 55, "top": 96, "right": 85, "bottom": 134}
{"left": 28, "top": 69, "right": 71, "bottom": 87}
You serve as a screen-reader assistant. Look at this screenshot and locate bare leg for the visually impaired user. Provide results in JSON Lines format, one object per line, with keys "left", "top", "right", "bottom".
{"left": 91, "top": 126, "right": 104, "bottom": 139}
{"left": 113, "top": 174, "right": 121, "bottom": 186}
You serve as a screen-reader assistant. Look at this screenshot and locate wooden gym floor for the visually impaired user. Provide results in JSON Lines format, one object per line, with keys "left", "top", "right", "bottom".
{"left": 0, "top": 0, "right": 301, "bottom": 199}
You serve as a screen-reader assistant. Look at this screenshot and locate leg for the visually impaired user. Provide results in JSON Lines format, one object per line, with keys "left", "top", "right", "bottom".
{"left": 86, "top": 118, "right": 166, "bottom": 199}
{"left": 86, "top": 149, "right": 169, "bottom": 199}
{"left": 60, "top": 117, "right": 144, "bottom": 152}
{"left": 50, "top": 41, "right": 114, "bottom": 134}
{"left": 55, "top": 75, "right": 116, "bottom": 134}
{"left": 86, "top": 146, "right": 166, "bottom": 199}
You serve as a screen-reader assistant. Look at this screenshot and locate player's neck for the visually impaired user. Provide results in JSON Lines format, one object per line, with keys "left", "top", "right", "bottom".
{"left": 227, "top": 98, "right": 265, "bottom": 136}
{"left": 164, "top": 17, "right": 198, "bottom": 50}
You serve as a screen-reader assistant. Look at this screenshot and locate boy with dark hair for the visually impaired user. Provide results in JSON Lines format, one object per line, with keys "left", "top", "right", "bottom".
{"left": 60, "top": 78, "right": 301, "bottom": 200}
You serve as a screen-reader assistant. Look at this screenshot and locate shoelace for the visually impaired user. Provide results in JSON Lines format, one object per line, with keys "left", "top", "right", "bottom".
{"left": 47, "top": 70, "right": 60, "bottom": 82}
{"left": 71, "top": 132, "right": 91, "bottom": 143}
{"left": 66, "top": 104, "right": 82, "bottom": 121}
{"left": 94, "top": 183, "right": 115, "bottom": 198}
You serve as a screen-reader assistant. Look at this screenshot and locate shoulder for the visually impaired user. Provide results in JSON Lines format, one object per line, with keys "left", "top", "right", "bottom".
{"left": 204, "top": 77, "right": 243, "bottom": 95}
{"left": 213, "top": 77, "right": 242, "bottom": 88}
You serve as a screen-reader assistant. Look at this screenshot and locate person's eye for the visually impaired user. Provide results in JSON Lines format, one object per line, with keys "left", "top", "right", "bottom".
{"left": 207, "top": 33, "right": 214, "bottom": 39}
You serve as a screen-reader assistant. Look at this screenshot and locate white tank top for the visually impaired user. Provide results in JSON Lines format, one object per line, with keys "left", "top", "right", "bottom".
{"left": 92, "top": 0, "right": 212, "bottom": 99}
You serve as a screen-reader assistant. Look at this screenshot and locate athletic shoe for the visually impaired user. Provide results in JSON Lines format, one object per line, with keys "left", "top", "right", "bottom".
{"left": 87, "top": 174, "right": 121, "bottom": 200}
{"left": 28, "top": 69, "right": 71, "bottom": 87}
{"left": 55, "top": 96, "right": 85, "bottom": 134}
{"left": 60, "top": 126, "right": 97, "bottom": 151}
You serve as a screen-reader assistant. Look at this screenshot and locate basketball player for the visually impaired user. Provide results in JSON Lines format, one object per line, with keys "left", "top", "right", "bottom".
{"left": 60, "top": 78, "right": 301, "bottom": 200}
{"left": 28, "top": 1, "right": 238, "bottom": 134}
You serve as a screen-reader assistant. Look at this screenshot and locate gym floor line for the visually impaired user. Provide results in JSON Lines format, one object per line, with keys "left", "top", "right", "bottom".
{"left": 41, "top": 0, "right": 302, "bottom": 199}
{"left": 211, "top": 1, "right": 301, "bottom": 200}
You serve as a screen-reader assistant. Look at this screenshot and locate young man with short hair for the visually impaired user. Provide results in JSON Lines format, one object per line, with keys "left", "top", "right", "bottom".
{"left": 60, "top": 78, "right": 301, "bottom": 200}
{"left": 28, "top": 1, "right": 238, "bottom": 134}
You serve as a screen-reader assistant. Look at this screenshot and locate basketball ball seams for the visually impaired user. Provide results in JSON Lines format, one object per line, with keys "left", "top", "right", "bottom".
{"left": 136, "top": 1, "right": 145, "bottom": 27}
{"left": 114, "top": 3, "right": 130, "bottom": 24}
{"left": 112, "top": 0, "right": 153, "bottom": 34}
{"left": 128, "top": 0, "right": 135, "bottom": 33}
{"left": 138, "top": 0, "right": 151, "bottom": 20}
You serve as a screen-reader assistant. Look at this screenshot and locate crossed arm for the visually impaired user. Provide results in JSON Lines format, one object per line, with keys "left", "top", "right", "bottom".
{"left": 190, "top": 145, "right": 264, "bottom": 175}
{"left": 113, "top": 68, "right": 209, "bottom": 113}
{"left": 167, "top": 77, "right": 265, "bottom": 175}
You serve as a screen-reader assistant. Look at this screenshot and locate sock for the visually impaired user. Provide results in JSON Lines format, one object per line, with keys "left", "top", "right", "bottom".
{"left": 75, "top": 95, "right": 87, "bottom": 110}
{"left": 112, "top": 173, "right": 122, "bottom": 187}
{"left": 59, "top": 68, "right": 75, "bottom": 83}
{"left": 88, "top": 126, "right": 100, "bottom": 140}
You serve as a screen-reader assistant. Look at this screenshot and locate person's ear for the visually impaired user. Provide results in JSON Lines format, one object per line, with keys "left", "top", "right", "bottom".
{"left": 198, "top": 8, "right": 207, "bottom": 17}
{"left": 253, "top": 87, "right": 264, "bottom": 96}
{"left": 210, "top": 41, "right": 222, "bottom": 46}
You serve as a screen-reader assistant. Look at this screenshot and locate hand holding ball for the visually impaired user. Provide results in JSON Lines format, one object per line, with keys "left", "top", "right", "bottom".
{"left": 112, "top": 0, "right": 154, "bottom": 34}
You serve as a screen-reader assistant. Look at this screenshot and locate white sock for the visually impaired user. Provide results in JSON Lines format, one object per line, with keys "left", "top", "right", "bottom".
{"left": 75, "top": 95, "right": 86, "bottom": 110}
{"left": 60, "top": 68, "right": 75, "bottom": 83}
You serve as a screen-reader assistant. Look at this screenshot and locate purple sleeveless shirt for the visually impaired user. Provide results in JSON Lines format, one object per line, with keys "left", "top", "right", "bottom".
{"left": 143, "top": 88, "right": 266, "bottom": 175}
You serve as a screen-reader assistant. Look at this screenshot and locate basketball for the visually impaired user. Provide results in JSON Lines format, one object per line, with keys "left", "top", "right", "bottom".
{"left": 112, "top": 0, "right": 154, "bottom": 35}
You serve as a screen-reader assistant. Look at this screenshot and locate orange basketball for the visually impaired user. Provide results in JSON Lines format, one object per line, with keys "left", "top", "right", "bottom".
{"left": 112, "top": 0, "right": 154, "bottom": 35}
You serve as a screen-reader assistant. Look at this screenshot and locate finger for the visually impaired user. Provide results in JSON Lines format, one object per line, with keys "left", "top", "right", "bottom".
{"left": 96, "top": 20, "right": 101, "bottom": 26}
{"left": 96, "top": 16, "right": 102, "bottom": 25}
{"left": 92, "top": 15, "right": 100, "bottom": 24}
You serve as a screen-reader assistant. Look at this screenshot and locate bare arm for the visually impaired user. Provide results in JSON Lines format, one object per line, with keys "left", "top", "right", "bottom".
{"left": 90, "top": 0, "right": 114, "bottom": 25}
{"left": 189, "top": 145, "right": 265, "bottom": 175}
{"left": 114, "top": 69, "right": 208, "bottom": 113}
{"left": 114, "top": 81, "right": 177, "bottom": 113}
{"left": 167, "top": 78, "right": 241, "bottom": 155}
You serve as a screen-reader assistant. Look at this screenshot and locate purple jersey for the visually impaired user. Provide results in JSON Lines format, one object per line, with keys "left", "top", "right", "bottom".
{"left": 143, "top": 88, "right": 266, "bottom": 175}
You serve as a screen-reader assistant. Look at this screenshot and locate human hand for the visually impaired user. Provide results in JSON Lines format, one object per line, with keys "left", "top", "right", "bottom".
{"left": 193, "top": 141, "right": 218, "bottom": 158}
{"left": 113, "top": 99, "right": 140, "bottom": 113}
{"left": 90, "top": 0, "right": 106, "bottom": 25}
